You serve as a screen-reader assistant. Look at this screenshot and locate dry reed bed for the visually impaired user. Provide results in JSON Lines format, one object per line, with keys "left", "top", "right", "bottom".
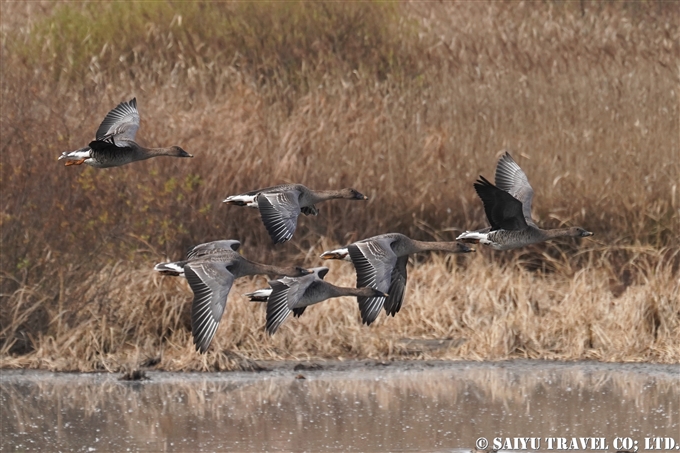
{"left": 2, "top": 244, "right": 678, "bottom": 371}
{"left": 1, "top": 2, "right": 678, "bottom": 369}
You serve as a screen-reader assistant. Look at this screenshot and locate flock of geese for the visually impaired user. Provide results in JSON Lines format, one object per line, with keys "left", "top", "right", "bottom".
{"left": 60, "top": 98, "right": 594, "bottom": 353}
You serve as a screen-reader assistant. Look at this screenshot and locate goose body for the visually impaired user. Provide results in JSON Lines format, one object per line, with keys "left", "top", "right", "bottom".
{"left": 457, "top": 152, "right": 593, "bottom": 250}
{"left": 320, "top": 233, "right": 474, "bottom": 325}
{"left": 154, "top": 240, "right": 309, "bottom": 352}
{"left": 59, "top": 98, "right": 192, "bottom": 168}
{"left": 245, "top": 267, "right": 387, "bottom": 334}
{"left": 154, "top": 240, "right": 242, "bottom": 277}
{"left": 223, "top": 184, "right": 367, "bottom": 244}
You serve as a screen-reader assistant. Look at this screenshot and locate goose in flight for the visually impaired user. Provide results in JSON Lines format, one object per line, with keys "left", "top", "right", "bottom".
{"left": 321, "top": 233, "right": 474, "bottom": 325}
{"left": 456, "top": 152, "right": 593, "bottom": 250}
{"left": 245, "top": 267, "right": 388, "bottom": 334}
{"left": 224, "top": 184, "right": 367, "bottom": 244}
{"left": 154, "top": 240, "right": 309, "bottom": 352}
{"left": 59, "top": 98, "right": 192, "bottom": 168}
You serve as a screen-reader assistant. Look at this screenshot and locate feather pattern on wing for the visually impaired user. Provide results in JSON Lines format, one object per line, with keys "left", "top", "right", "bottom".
{"left": 383, "top": 256, "right": 408, "bottom": 316}
{"left": 348, "top": 240, "right": 394, "bottom": 325}
{"left": 257, "top": 191, "right": 301, "bottom": 244}
{"left": 265, "top": 280, "right": 294, "bottom": 334}
{"left": 185, "top": 261, "right": 235, "bottom": 353}
{"left": 95, "top": 98, "right": 140, "bottom": 143}
{"left": 494, "top": 152, "right": 536, "bottom": 227}
{"left": 186, "top": 240, "right": 240, "bottom": 260}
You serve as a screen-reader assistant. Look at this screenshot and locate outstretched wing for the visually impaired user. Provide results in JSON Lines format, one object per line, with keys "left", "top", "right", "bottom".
{"left": 257, "top": 191, "right": 301, "bottom": 244}
{"left": 265, "top": 281, "right": 293, "bottom": 334}
{"left": 494, "top": 152, "right": 536, "bottom": 227}
{"left": 95, "top": 98, "right": 140, "bottom": 143}
{"left": 383, "top": 256, "right": 408, "bottom": 317}
{"left": 348, "top": 239, "right": 395, "bottom": 325}
{"left": 474, "top": 176, "right": 528, "bottom": 231}
{"left": 185, "top": 260, "right": 235, "bottom": 353}
{"left": 265, "top": 273, "right": 316, "bottom": 334}
{"left": 186, "top": 240, "right": 240, "bottom": 259}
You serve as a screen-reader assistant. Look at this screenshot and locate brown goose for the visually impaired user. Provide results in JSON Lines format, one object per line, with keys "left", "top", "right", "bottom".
{"left": 320, "top": 233, "right": 474, "bottom": 325}
{"left": 245, "top": 267, "right": 387, "bottom": 334}
{"left": 223, "top": 184, "right": 368, "bottom": 244}
{"left": 456, "top": 152, "right": 593, "bottom": 250}
{"left": 154, "top": 240, "right": 309, "bottom": 352}
{"left": 58, "top": 98, "right": 192, "bottom": 168}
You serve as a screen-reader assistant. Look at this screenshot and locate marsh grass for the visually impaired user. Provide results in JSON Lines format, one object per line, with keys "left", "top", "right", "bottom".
{"left": 11, "top": 1, "right": 412, "bottom": 91}
{"left": 1, "top": 1, "right": 678, "bottom": 370}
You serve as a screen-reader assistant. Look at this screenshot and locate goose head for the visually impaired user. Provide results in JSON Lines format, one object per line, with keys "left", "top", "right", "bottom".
{"left": 169, "top": 146, "right": 193, "bottom": 158}
{"left": 571, "top": 227, "right": 594, "bottom": 238}
{"left": 369, "top": 288, "right": 389, "bottom": 298}
{"left": 455, "top": 242, "right": 475, "bottom": 253}
{"left": 340, "top": 188, "right": 368, "bottom": 200}
{"left": 293, "top": 267, "right": 312, "bottom": 276}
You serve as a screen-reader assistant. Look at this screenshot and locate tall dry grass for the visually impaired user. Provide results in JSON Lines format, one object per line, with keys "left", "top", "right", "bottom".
{"left": 1, "top": 1, "right": 678, "bottom": 370}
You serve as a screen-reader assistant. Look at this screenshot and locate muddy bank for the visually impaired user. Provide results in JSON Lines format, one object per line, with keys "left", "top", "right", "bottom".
{"left": 4, "top": 358, "right": 680, "bottom": 380}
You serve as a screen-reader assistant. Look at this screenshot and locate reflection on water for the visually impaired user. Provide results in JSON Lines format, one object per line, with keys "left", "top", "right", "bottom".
{"left": 2, "top": 361, "right": 678, "bottom": 452}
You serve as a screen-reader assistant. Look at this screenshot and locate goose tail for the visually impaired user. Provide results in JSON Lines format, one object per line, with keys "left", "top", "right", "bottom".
{"left": 223, "top": 194, "right": 258, "bottom": 207}
{"left": 455, "top": 231, "right": 487, "bottom": 244}
{"left": 153, "top": 261, "right": 187, "bottom": 277}
{"left": 58, "top": 146, "right": 91, "bottom": 163}
{"left": 245, "top": 288, "right": 272, "bottom": 302}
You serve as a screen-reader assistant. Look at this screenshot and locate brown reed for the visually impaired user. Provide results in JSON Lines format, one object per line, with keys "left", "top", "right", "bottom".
{"left": 1, "top": 1, "right": 678, "bottom": 370}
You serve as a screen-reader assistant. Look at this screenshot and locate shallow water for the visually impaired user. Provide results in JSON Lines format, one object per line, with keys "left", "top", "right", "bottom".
{"left": 2, "top": 361, "right": 679, "bottom": 452}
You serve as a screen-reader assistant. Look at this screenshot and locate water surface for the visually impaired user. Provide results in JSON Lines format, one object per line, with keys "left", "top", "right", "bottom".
{"left": 2, "top": 360, "right": 678, "bottom": 452}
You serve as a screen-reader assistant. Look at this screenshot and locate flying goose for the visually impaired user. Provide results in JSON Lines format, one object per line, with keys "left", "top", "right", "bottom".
{"left": 223, "top": 184, "right": 368, "bottom": 244}
{"left": 154, "top": 240, "right": 309, "bottom": 352}
{"left": 59, "top": 98, "right": 192, "bottom": 168}
{"left": 245, "top": 267, "right": 388, "bottom": 334}
{"left": 320, "top": 233, "right": 474, "bottom": 325}
{"left": 456, "top": 152, "right": 593, "bottom": 250}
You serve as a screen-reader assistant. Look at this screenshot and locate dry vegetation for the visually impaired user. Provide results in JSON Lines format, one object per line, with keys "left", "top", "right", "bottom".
{"left": 1, "top": 1, "right": 678, "bottom": 371}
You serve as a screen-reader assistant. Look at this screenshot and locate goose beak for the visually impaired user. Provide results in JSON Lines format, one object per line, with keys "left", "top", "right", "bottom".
{"left": 457, "top": 243, "right": 475, "bottom": 253}
{"left": 583, "top": 231, "right": 594, "bottom": 237}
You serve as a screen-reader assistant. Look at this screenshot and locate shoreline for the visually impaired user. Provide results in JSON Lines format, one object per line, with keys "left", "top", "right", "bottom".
{"left": 2, "top": 358, "right": 679, "bottom": 381}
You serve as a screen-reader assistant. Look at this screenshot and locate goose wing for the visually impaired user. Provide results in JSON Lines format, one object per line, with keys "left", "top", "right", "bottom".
{"left": 474, "top": 176, "right": 528, "bottom": 231}
{"left": 186, "top": 240, "right": 240, "bottom": 259}
{"left": 185, "top": 260, "right": 236, "bottom": 352}
{"left": 494, "top": 152, "right": 536, "bottom": 227}
{"left": 283, "top": 267, "right": 327, "bottom": 320}
{"left": 95, "top": 98, "right": 140, "bottom": 143}
{"left": 347, "top": 239, "right": 395, "bottom": 325}
{"left": 87, "top": 138, "right": 133, "bottom": 157}
{"left": 383, "top": 256, "right": 408, "bottom": 317}
{"left": 265, "top": 275, "right": 314, "bottom": 334}
{"left": 237, "top": 184, "right": 296, "bottom": 197}
{"left": 257, "top": 191, "right": 302, "bottom": 244}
